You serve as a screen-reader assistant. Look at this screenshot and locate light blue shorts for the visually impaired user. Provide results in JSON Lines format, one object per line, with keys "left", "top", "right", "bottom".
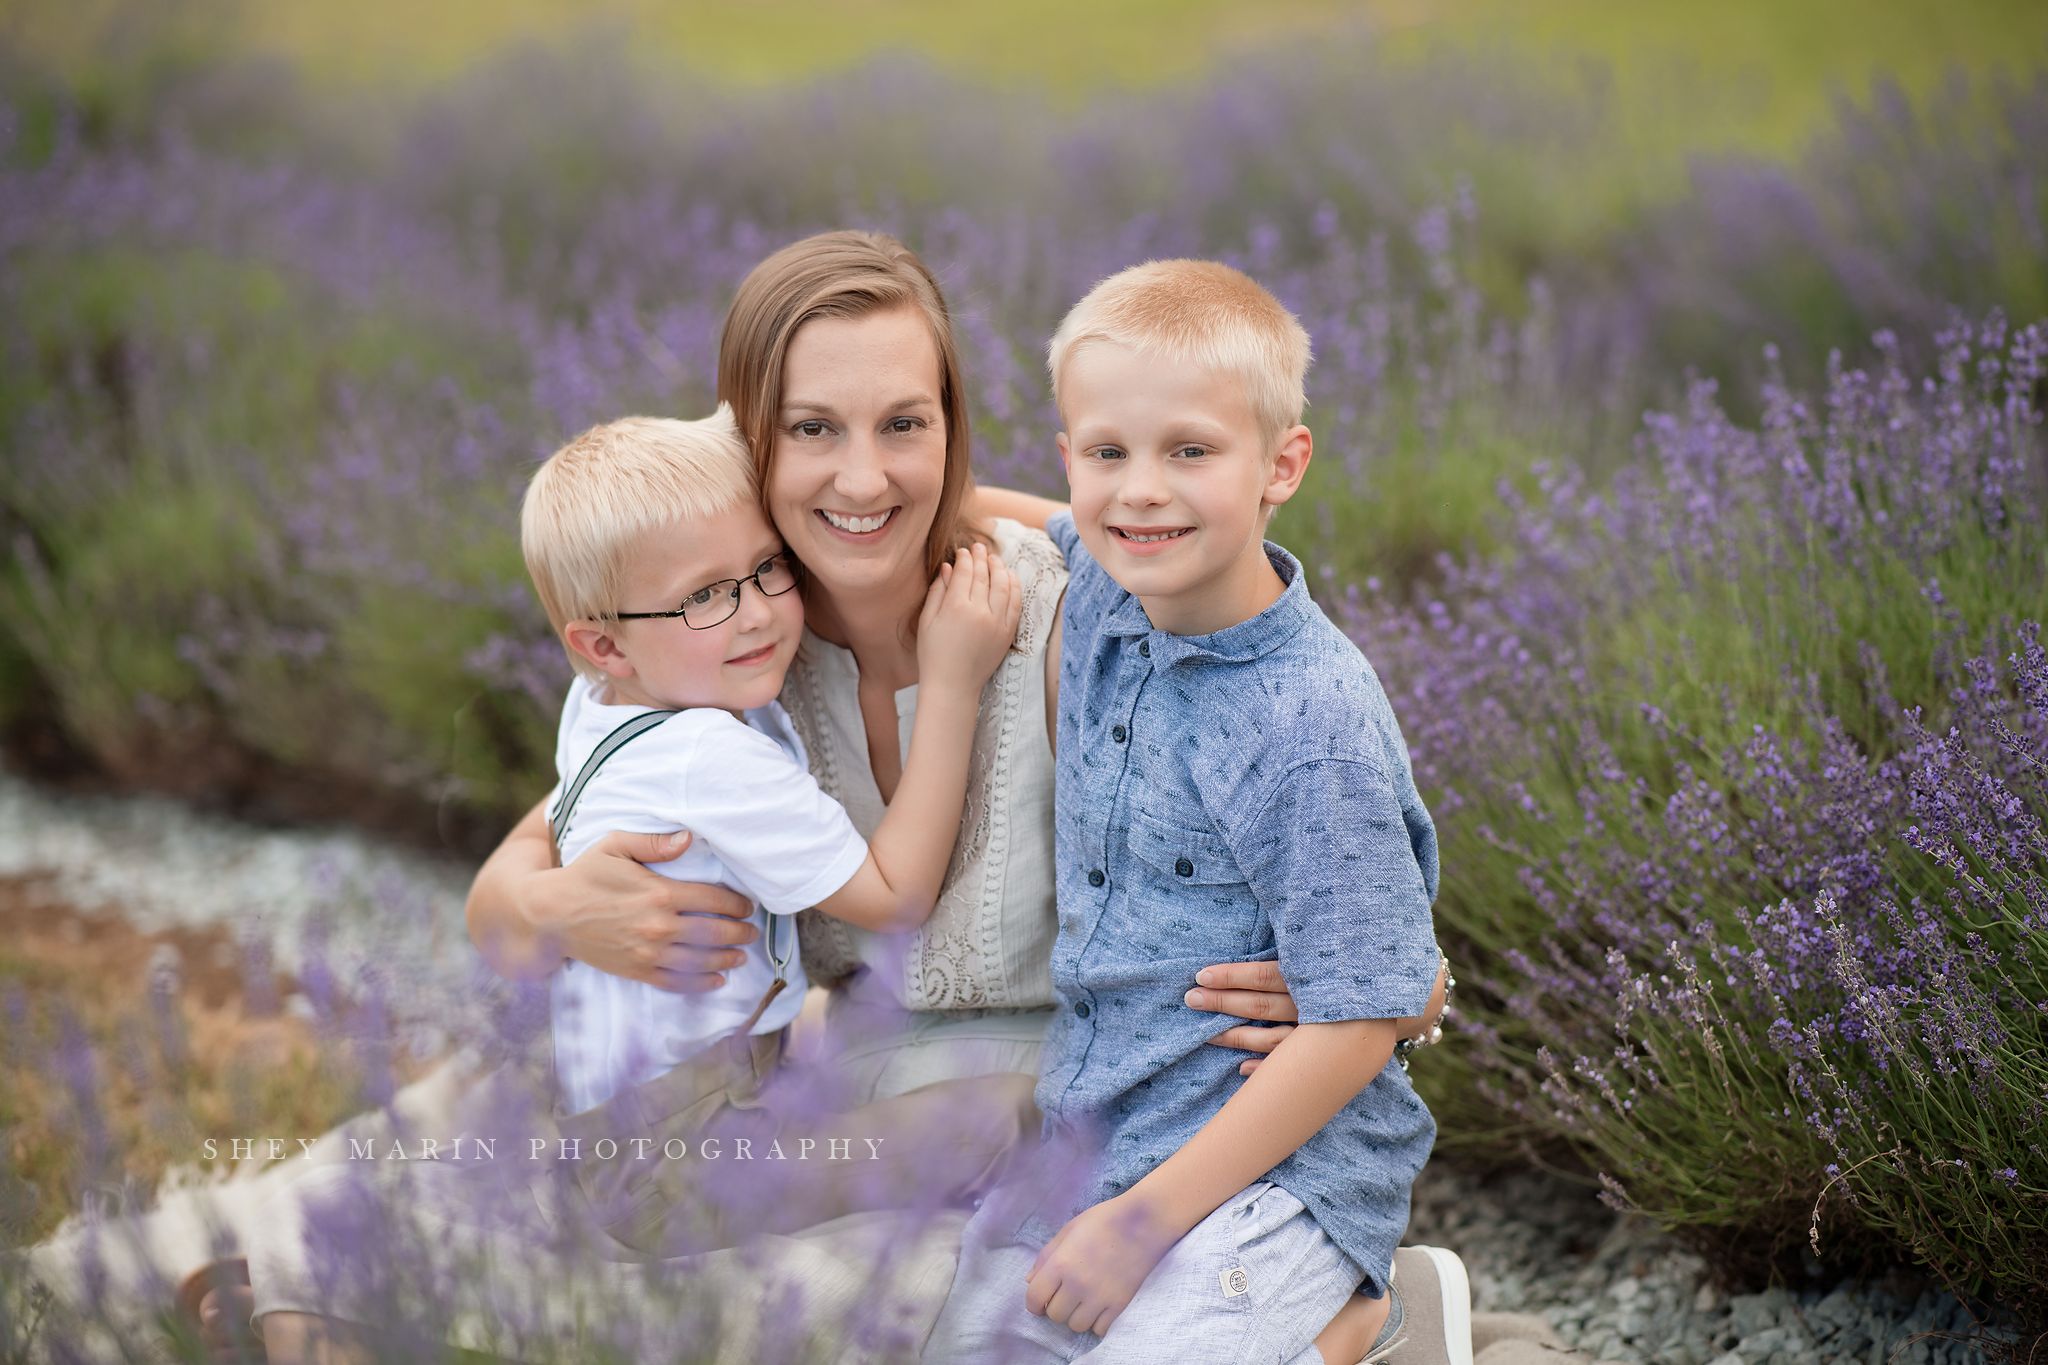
{"left": 923, "top": 1180, "right": 1362, "bottom": 1365}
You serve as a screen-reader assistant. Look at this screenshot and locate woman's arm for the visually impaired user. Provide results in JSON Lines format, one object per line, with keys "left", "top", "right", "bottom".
{"left": 1191, "top": 959, "right": 1449, "bottom": 1073}
{"left": 973, "top": 485, "right": 1068, "bottom": 532}
{"left": 466, "top": 798, "right": 758, "bottom": 991}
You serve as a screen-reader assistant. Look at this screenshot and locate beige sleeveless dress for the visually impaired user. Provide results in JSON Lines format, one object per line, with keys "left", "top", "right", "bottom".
{"left": 777, "top": 517, "right": 1067, "bottom": 1102}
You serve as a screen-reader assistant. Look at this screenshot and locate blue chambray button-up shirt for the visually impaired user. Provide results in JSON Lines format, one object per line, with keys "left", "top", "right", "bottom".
{"left": 1024, "top": 511, "right": 1440, "bottom": 1294}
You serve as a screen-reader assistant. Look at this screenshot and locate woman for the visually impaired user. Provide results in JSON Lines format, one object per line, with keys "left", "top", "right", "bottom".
{"left": 244, "top": 231, "right": 1439, "bottom": 1362}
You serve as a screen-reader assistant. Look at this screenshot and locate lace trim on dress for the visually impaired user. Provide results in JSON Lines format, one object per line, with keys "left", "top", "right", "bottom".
{"left": 782, "top": 520, "right": 1066, "bottom": 1012}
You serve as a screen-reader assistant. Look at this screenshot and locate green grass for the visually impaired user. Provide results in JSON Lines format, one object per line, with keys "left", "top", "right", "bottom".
{"left": 1267, "top": 412, "right": 1544, "bottom": 596}
{"left": 11, "top": 0, "right": 2047, "bottom": 154}
{"left": 0, "top": 244, "right": 550, "bottom": 809}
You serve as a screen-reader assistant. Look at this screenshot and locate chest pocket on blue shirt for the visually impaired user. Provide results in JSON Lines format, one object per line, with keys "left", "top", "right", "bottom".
{"left": 1129, "top": 811, "right": 1237, "bottom": 883}
{"left": 1124, "top": 811, "right": 1269, "bottom": 957}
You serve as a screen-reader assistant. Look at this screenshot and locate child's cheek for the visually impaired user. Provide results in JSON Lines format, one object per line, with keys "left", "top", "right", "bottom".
{"left": 1069, "top": 489, "right": 1114, "bottom": 562}
{"left": 772, "top": 588, "right": 807, "bottom": 636}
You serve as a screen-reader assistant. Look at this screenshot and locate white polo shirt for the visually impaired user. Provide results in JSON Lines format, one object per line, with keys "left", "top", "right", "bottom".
{"left": 547, "top": 676, "right": 867, "bottom": 1115}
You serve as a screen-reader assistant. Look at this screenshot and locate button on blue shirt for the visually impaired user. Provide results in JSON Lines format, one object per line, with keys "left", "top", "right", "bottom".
{"left": 1027, "top": 511, "right": 1441, "bottom": 1294}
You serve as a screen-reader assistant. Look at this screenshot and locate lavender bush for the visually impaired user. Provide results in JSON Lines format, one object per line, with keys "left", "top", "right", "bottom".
{"left": 1528, "top": 627, "right": 2047, "bottom": 1318}
{"left": 0, "top": 891, "right": 974, "bottom": 1362}
{"left": 1344, "top": 319, "right": 2046, "bottom": 1299}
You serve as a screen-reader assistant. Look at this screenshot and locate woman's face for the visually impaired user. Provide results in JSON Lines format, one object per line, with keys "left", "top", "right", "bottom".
{"left": 767, "top": 306, "right": 948, "bottom": 610}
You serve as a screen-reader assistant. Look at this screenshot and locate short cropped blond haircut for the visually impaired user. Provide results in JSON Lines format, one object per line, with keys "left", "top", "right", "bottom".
{"left": 521, "top": 407, "right": 756, "bottom": 680}
{"left": 1047, "top": 259, "right": 1312, "bottom": 448}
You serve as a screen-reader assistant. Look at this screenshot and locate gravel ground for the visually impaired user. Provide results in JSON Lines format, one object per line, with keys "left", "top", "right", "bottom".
{"left": 0, "top": 768, "right": 2017, "bottom": 1365}
{"left": 0, "top": 769, "right": 478, "bottom": 992}
{"left": 1404, "top": 1157, "right": 2012, "bottom": 1365}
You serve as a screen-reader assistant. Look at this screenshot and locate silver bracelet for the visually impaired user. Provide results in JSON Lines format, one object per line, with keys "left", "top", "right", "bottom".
{"left": 1393, "top": 953, "right": 1455, "bottom": 1072}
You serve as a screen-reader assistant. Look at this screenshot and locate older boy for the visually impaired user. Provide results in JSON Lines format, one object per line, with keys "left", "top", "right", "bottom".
{"left": 924, "top": 262, "right": 1466, "bottom": 1365}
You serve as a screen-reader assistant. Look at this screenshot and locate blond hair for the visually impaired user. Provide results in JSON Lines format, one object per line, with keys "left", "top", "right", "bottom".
{"left": 1047, "top": 259, "right": 1312, "bottom": 447}
{"left": 521, "top": 407, "right": 756, "bottom": 680}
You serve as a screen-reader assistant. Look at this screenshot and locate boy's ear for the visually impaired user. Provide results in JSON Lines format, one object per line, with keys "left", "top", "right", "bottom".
{"left": 1055, "top": 431, "right": 1073, "bottom": 486}
{"left": 1262, "top": 424, "right": 1313, "bottom": 510}
{"left": 563, "top": 621, "right": 637, "bottom": 680}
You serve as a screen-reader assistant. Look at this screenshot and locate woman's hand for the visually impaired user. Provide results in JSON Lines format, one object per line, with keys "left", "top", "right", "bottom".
{"left": 1190, "top": 959, "right": 1449, "bottom": 1075}
{"left": 1187, "top": 960, "right": 1296, "bottom": 1074}
{"left": 466, "top": 802, "right": 757, "bottom": 991}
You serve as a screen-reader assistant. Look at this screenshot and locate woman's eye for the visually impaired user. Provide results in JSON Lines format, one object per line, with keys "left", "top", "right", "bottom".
{"left": 885, "top": 417, "right": 920, "bottom": 434}
{"left": 794, "top": 420, "right": 828, "bottom": 438}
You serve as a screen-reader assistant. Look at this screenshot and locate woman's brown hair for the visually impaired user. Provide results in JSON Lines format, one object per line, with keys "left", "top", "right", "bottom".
{"left": 717, "top": 230, "right": 985, "bottom": 597}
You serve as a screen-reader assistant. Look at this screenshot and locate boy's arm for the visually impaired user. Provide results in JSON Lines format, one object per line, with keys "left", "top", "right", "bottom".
{"left": 1025, "top": 1018, "right": 1398, "bottom": 1334}
{"left": 813, "top": 546, "right": 1022, "bottom": 932}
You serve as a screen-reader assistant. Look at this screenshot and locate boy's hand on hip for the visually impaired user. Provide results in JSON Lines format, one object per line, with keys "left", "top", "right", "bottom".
{"left": 1024, "top": 1191, "right": 1181, "bottom": 1337}
{"left": 916, "top": 544, "right": 1023, "bottom": 694}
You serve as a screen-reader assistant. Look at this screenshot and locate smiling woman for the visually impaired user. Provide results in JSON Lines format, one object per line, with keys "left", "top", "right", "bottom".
{"left": 772, "top": 310, "right": 952, "bottom": 599}
{"left": 716, "top": 235, "right": 995, "bottom": 815}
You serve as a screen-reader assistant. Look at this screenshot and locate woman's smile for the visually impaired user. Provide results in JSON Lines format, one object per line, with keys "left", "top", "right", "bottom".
{"left": 817, "top": 506, "right": 900, "bottom": 537}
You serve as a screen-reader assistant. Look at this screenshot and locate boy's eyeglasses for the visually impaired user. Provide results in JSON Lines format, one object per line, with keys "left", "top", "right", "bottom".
{"left": 615, "top": 553, "right": 803, "bottom": 629}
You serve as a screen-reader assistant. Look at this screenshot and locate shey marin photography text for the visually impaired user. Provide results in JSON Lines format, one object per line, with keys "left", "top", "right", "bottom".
{"left": 202, "top": 1135, "right": 898, "bottom": 1162}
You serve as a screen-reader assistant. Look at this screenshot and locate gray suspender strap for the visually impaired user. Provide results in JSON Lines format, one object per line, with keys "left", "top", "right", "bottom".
{"left": 544, "top": 707, "right": 793, "bottom": 1037}
{"left": 546, "top": 709, "right": 679, "bottom": 865}
{"left": 730, "top": 923, "right": 790, "bottom": 1038}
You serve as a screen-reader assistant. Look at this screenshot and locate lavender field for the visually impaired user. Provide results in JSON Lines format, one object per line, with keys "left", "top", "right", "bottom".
{"left": 2, "top": 3, "right": 2046, "bottom": 1352}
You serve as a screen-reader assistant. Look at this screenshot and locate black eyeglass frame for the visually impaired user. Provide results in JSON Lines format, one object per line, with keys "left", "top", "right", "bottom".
{"left": 614, "top": 552, "right": 804, "bottom": 629}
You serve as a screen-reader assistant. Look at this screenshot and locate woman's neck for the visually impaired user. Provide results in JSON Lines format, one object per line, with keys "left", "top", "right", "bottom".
{"left": 804, "top": 572, "right": 924, "bottom": 693}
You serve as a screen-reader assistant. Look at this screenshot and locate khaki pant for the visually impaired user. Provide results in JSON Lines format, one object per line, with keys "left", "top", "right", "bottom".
{"left": 553, "top": 1029, "right": 1039, "bottom": 1257}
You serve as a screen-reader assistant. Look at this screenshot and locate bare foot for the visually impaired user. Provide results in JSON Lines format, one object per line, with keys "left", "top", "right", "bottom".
{"left": 175, "top": 1259, "right": 266, "bottom": 1361}
{"left": 1317, "top": 1289, "right": 1395, "bottom": 1365}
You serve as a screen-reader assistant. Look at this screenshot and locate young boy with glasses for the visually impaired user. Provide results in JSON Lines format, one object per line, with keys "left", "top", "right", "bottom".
{"left": 514, "top": 405, "right": 1036, "bottom": 1254}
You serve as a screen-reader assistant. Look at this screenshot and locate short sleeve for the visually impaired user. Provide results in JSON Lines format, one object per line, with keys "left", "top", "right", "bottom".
{"left": 1045, "top": 508, "right": 1081, "bottom": 564}
{"left": 1229, "top": 757, "right": 1439, "bottom": 1023}
{"left": 673, "top": 723, "right": 869, "bottom": 916}
{"left": 1043, "top": 509, "right": 1123, "bottom": 625}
